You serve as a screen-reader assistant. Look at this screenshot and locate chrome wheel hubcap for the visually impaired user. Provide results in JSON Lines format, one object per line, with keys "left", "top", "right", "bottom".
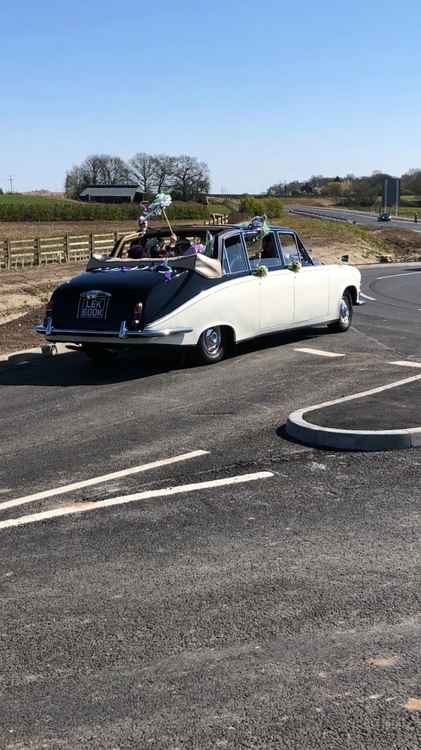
{"left": 203, "top": 327, "right": 221, "bottom": 355}
{"left": 340, "top": 298, "right": 350, "bottom": 326}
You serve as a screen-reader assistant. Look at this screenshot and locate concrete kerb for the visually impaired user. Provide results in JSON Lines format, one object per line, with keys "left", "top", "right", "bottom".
{"left": 285, "top": 373, "right": 421, "bottom": 452}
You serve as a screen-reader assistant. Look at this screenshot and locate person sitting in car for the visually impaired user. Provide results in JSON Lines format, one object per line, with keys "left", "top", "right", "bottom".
{"left": 261, "top": 234, "right": 277, "bottom": 259}
{"left": 128, "top": 235, "right": 149, "bottom": 258}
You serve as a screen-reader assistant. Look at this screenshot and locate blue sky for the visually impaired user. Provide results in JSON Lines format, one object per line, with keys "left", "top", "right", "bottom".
{"left": 1, "top": 0, "right": 421, "bottom": 193}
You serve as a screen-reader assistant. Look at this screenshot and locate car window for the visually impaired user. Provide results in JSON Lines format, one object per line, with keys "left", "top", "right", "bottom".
{"left": 244, "top": 231, "right": 283, "bottom": 270}
{"left": 278, "top": 232, "right": 312, "bottom": 266}
{"left": 222, "top": 235, "right": 248, "bottom": 274}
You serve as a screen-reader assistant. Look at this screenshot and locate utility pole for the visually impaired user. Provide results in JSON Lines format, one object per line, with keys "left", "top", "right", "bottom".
{"left": 8, "top": 175, "right": 14, "bottom": 193}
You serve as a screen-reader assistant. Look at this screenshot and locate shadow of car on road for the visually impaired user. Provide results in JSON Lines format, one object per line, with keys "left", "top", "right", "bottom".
{"left": 0, "top": 326, "right": 331, "bottom": 388}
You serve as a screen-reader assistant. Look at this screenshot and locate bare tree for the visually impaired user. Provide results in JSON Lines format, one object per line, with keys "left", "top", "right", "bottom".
{"left": 151, "top": 154, "right": 176, "bottom": 192}
{"left": 171, "top": 155, "right": 210, "bottom": 200}
{"left": 64, "top": 154, "right": 131, "bottom": 197}
{"left": 102, "top": 156, "right": 130, "bottom": 184}
{"left": 83, "top": 155, "right": 106, "bottom": 185}
{"left": 129, "top": 153, "right": 156, "bottom": 192}
{"left": 65, "top": 151, "right": 211, "bottom": 200}
{"left": 65, "top": 165, "right": 90, "bottom": 198}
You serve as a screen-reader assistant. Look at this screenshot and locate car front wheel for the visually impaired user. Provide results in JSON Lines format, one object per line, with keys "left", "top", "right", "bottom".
{"left": 196, "top": 326, "right": 226, "bottom": 364}
{"left": 328, "top": 291, "right": 353, "bottom": 333}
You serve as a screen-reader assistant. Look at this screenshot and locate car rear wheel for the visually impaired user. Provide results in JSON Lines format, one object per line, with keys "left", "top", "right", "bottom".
{"left": 196, "top": 326, "right": 225, "bottom": 364}
{"left": 82, "top": 344, "right": 118, "bottom": 365}
{"left": 328, "top": 291, "right": 353, "bottom": 333}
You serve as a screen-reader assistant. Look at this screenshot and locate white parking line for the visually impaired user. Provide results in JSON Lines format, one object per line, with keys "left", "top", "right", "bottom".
{"left": 389, "top": 361, "right": 421, "bottom": 369}
{"left": 294, "top": 348, "right": 345, "bottom": 358}
{"left": 0, "top": 450, "right": 209, "bottom": 513}
{"left": 376, "top": 272, "right": 421, "bottom": 280}
{"left": 360, "top": 292, "right": 376, "bottom": 301}
{"left": 0, "top": 472, "right": 274, "bottom": 531}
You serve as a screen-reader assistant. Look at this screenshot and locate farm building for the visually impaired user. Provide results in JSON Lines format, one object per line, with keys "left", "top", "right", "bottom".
{"left": 79, "top": 185, "right": 144, "bottom": 203}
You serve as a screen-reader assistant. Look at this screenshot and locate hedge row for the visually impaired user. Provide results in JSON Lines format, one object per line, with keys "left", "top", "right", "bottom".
{"left": 0, "top": 195, "right": 230, "bottom": 223}
{"left": 238, "top": 196, "right": 283, "bottom": 218}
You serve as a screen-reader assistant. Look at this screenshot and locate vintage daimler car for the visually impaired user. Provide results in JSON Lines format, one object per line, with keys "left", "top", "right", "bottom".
{"left": 35, "top": 223, "right": 361, "bottom": 364}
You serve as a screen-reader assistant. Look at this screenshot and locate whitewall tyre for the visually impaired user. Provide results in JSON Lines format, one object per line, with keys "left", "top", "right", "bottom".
{"left": 196, "top": 326, "right": 225, "bottom": 364}
{"left": 328, "top": 292, "right": 353, "bottom": 333}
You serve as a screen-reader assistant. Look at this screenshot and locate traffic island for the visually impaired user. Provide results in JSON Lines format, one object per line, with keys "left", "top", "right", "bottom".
{"left": 286, "top": 374, "right": 421, "bottom": 451}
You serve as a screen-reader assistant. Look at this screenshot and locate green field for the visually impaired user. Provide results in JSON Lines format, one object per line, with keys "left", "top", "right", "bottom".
{"left": 0, "top": 194, "right": 230, "bottom": 223}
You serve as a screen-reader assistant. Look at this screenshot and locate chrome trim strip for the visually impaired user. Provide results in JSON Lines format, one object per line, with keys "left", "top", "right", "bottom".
{"left": 34, "top": 324, "right": 193, "bottom": 338}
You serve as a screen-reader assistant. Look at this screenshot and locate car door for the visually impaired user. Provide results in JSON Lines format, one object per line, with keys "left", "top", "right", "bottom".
{"left": 244, "top": 231, "right": 294, "bottom": 333}
{"left": 220, "top": 232, "right": 261, "bottom": 340}
{"left": 278, "top": 232, "right": 330, "bottom": 324}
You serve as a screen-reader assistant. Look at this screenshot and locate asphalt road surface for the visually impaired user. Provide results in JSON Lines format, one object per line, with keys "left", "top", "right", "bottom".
{"left": 289, "top": 205, "right": 421, "bottom": 234}
{"left": 2, "top": 265, "right": 421, "bottom": 749}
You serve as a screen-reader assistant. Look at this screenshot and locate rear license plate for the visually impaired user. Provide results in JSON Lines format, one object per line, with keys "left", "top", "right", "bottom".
{"left": 78, "top": 292, "right": 111, "bottom": 320}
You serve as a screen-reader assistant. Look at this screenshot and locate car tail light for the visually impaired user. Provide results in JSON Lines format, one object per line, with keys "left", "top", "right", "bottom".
{"left": 131, "top": 302, "right": 143, "bottom": 329}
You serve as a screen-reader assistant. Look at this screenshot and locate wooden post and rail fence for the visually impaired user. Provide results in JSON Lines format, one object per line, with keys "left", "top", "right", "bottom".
{"left": 0, "top": 216, "right": 229, "bottom": 271}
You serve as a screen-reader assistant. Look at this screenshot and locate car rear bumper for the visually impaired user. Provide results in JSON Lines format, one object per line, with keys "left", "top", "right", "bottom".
{"left": 34, "top": 319, "right": 193, "bottom": 346}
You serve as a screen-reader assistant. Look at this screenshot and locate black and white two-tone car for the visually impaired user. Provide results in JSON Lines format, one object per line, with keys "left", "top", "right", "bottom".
{"left": 35, "top": 223, "right": 361, "bottom": 364}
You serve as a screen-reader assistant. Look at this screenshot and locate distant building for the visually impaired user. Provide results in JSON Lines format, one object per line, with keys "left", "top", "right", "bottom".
{"left": 79, "top": 185, "right": 144, "bottom": 203}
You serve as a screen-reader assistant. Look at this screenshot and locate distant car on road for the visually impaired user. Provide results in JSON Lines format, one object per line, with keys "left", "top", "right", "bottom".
{"left": 377, "top": 212, "right": 391, "bottom": 222}
{"left": 35, "top": 223, "right": 362, "bottom": 365}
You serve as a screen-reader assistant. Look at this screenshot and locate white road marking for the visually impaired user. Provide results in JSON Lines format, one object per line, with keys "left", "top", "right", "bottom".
{"left": 389, "top": 361, "right": 421, "bottom": 369}
{"left": 376, "top": 272, "right": 421, "bottom": 280}
{"left": 294, "top": 348, "right": 345, "bottom": 358}
{"left": 0, "top": 450, "right": 209, "bottom": 513}
{"left": 0, "top": 472, "right": 274, "bottom": 531}
{"left": 360, "top": 292, "right": 376, "bottom": 301}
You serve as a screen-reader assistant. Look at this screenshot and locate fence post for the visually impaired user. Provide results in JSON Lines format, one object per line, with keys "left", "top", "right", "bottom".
{"left": 5, "top": 239, "right": 11, "bottom": 270}
{"left": 114, "top": 231, "right": 118, "bottom": 243}
{"left": 64, "top": 232, "right": 69, "bottom": 263}
{"left": 34, "top": 238, "right": 41, "bottom": 265}
{"left": 89, "top": 233, "right": 94, "bottom": 257}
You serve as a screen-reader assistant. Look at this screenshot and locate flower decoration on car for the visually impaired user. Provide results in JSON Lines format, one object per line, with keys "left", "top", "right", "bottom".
{"left": 254, "top": 264, "right": 268, "bottom": 277}
{"left": 288, "top": 260, "right": 302, "bottom": 273}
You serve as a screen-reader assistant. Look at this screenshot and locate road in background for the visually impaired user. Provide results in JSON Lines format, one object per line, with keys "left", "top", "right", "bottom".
{"left": 2, "top": 265, "right": 421, "bottom": 748}
{"left": 289, "top": 205, "right": 421, "bottom": 234}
